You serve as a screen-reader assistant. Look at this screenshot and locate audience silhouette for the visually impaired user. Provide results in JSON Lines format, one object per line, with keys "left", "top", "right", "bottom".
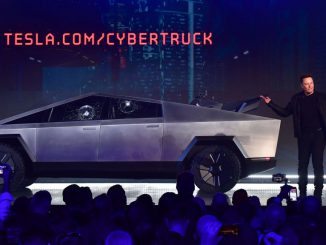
{"left": 0, "top": 172, "right": 325, "bottom": 244}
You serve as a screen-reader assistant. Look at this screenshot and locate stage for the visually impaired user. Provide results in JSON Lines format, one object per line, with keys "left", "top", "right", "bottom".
{"left": 10, "top": 175, "right": 326, "bottom": 206}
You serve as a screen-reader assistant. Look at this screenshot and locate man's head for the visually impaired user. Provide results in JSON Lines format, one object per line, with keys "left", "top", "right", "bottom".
{"left": 176, "top": 172, "right": 195, "bottom": 198}
{"left": 300, "top": 74, "right": 314, "bottom": 95}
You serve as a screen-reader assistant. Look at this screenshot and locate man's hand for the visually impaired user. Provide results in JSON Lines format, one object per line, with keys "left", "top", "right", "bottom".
{"left": 260, "top": 95, "right": 272, "bottom": 104}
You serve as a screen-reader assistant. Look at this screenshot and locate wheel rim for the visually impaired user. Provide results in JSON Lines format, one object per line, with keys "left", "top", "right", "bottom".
{"left": 194, "top": 149, "right": 235, "bottom": 189}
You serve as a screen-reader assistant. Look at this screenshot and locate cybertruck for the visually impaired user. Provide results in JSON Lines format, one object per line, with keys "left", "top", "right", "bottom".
{"left": 0, "top": 93, "right": 280, "bottom": 193}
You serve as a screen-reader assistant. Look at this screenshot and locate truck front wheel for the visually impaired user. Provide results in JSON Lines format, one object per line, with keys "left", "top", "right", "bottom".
{"left": 0, "top": 143, "right": 29, "bottom": 190}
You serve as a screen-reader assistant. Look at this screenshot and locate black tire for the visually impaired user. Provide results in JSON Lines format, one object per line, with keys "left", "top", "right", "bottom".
{"left": 0, "top": 143, "right": 28, "bottom": 190}
{"left": 191, "top": 145, "right": 241, "bottom": 193}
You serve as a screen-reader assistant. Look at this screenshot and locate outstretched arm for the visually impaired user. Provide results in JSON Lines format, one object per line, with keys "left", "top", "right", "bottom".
{"left": 260, "top": 95, "right": 293, "bottom": 117}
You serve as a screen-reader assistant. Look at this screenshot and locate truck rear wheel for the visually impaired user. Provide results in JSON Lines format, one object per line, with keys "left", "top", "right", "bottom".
{"left": 191, "top": 145, "right": 241, "bottom": 193}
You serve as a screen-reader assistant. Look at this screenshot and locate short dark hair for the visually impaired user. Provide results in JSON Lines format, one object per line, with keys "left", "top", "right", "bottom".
{"left": 300, "top": 74, "right": 313, "bottom": 83}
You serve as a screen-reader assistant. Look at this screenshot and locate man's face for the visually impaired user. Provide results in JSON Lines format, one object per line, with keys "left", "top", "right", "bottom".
{"left": 301, "top": 77, "right": 314, "bottom": 95}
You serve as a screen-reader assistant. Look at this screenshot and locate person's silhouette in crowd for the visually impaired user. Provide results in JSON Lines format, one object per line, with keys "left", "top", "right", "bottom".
{"left": 262, "top": 203, "right": 286, "bottom": 242}
{"left": 29, "top": 190, "right": 52, "bottom": 216}
{"left": 231, "top": 189, "right": 258, "bottom": 223}
{"left": 232, "top": 188, "right": 248, "bottom": 207}
{"left": 157, "top": 192, "right": 178, "bottom": 222}
{"left": 176, "top": 172, "right": 195, "bottom": 202}
{"left": 106, "top": 184, "right": 128, "bottom": 232}
{"left": 175, "top": 171, "right": 205, "bottom": 244}
{"left": 193, "top": 196, "right": 207, "bottom": 214}
{"left": 210, "top": 192, "right": 230, "bottom": 219}
{"left": 62, "top": 184, "right": 81, "bottom": 207}
{"left": 248, "top": 195, "right": 261, "bottom": 209}
{"left": 11, "top": 196, "right": 30, "bottom": 216}
{"left": 2, "top": 174, "right": 326, "bottom": 245}
{"left": 93, "top": 193, "right": 111, "bottom": 216}
{"left": 128, "top": 196, "right": 156, "bottom": 245}
{"left": 136, "top": 194, "right": 155, "bottom": 211}
{"left": 266, "top": 196, "right": 282, "bottom": 207}
{"left": 23, "top": 190, "right": 52, "bottom": 235}
{"left": 107, "top": 184, "right": 127, "bottom": 212}
{"left": 54, "top": 184, "right": 92, "bottom": 243}
{"left": 89, "top": 193, "right": 112, "bottom": 244}
{"left": 105, "top": 230, "right": 133, "bottom": 245}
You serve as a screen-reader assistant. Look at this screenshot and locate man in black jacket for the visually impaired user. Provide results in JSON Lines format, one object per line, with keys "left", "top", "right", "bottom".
{"left": 261, "top": 75, "right": 326, "bottom": 199}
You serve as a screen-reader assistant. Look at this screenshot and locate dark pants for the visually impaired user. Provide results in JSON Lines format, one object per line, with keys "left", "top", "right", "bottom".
{"left": 297, "top": 129, "right": 325, "bottom": 196}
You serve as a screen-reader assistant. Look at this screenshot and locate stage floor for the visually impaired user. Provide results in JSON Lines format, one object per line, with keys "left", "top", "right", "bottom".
{"left": 10, "top": 176, "right": 325, "bottom": 206}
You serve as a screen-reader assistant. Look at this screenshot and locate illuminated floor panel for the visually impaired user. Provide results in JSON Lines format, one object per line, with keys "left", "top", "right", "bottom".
{"left": 21, "top": 181, "right": 325, "bottom": 206}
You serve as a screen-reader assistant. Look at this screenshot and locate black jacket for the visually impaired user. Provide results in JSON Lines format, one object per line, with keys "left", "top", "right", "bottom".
{"left": 268, "top": 91, "right": 326, "bottom": 138}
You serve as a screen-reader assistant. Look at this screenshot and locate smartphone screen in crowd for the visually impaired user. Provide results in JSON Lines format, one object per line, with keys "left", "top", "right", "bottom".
{"left": 289, "top": 187, "right": 297, "bottom": 201}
